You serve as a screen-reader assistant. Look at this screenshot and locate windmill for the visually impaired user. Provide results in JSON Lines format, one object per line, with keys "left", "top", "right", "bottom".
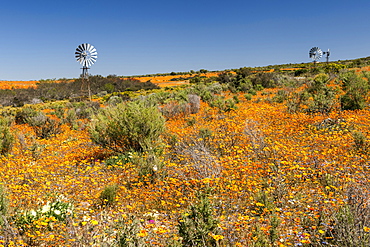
{"left": 323, "top": 49, "right": 330, "bottom": 63}
{"left": 309, "top": 47, "right": 330, "bottom": 64}
{"left": 75, "top": 43, "right": 97, "bottom": 100}
{"left": 309, "top": 47, "right": 323, "bottom": 64}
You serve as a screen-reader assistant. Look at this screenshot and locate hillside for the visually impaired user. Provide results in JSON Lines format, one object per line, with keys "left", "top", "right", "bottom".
{"left": 0, "top": 60, "right": 369, "bottom": 246}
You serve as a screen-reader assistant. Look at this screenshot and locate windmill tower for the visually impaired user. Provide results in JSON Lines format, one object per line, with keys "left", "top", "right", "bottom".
{"left": 75, "top": 43, "right": 97, "bottom": 100}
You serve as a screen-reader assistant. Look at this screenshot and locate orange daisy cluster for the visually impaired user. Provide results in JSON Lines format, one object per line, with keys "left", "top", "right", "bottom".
{"left": 0, "top": 81, "right": 38, "bottom": 90}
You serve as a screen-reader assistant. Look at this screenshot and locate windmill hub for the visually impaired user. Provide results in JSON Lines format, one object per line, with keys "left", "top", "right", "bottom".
{"left": 75, "top": 43, "right": 97, "bottom": 74}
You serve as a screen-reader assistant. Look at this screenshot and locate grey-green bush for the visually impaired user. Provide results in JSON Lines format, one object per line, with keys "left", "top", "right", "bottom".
{"left": 99, "top": 184, "right": 118, "bottom": 207}
{"left": 0, "top": 185, "right": 8, "bottom": 225}
{"left": 339, "top": 71, "right": 370, "bottom": 110}
{"left": 178, "top": 192, "right": 221, "bottom": 247}
{"left": 89, "top": 101, "right": 165, "bottom": 153}
{"left": 0, "top": 118, "right": 14, "bottom": 155}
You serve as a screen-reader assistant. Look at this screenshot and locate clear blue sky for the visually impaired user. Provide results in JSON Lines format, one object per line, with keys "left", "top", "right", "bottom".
{"left": 1, "top": 0, "right": 369, "bottom": 80}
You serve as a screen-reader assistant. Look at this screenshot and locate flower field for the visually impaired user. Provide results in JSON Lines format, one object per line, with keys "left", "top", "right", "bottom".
{"left": 0, "top": 81, "right": 38, "bottom": 90}
{"left": 0, "top": 67, "right": 369, "bottom": 246}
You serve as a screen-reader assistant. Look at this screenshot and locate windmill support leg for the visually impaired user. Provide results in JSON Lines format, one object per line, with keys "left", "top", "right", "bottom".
{"left": 80, "top": 67, "right": 92, "bottom": 101}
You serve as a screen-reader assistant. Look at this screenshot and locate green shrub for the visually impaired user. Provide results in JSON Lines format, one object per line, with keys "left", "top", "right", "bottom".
{"left": 294, "top": 68, "right": 308, "bottom": 76}
{"left": 116, "top": 214, "right": 148, "bottom": 247}
{"left": 0, "top": 185, "right": 8, "bottom": 225}
{"left": 133, "top": 151, "right": 165, "bottom": 183}
{"left": 107, "top": 95, "right": 123, "bottom": 106}
{"left": 248, "top": 88, "right": 257, "bottom": 96}
{"left": 16, "top": 194, "right": 74, "bottom": 228}
{"left": 26, "top": 112, "right": 62, "bottom": 139}
{"left": 287, "top": 73, "right": 339, "bottom": 114}
{"left": 50, "top": 104, "right": 65, "bottom": 119}
{"left": 209, "top": 96, "right": 238, "bottom": 112}
{"left": 160, "top": 101, "right": 190, "bottom": 118}
{"left": 104, "top": 152, "right": 133, "bottom": 167}
{"left": 89, "top": 101, "right": 165, "bottom": 153}
{"left": 72, "top": 101, "right": 100, "bottom": 119}
{"left": 272, "top": 89, "right": 289, "bottom": 103}
{"left": 99, "top": 185, "right": 118, "bottom": 207}
{"left": 64, "top": 108, "right": 79, "bottom": 129}
{"left": 339, "top": 71, "right": 370, "bottom": 110}
{"left": 15, "top": 107, "right": 38, "bottom": 124}
{"left": 254, "top": 84, "right": 264, "bottom": 91}
{"left": 326, "top": 187, "right": 370, "bottom": 246}
{"left": 251, "top": 72, "right": 280, "bottom": 88}
{"left": 0, "top": 118, "right": 15, "bottom": 155}
{"left": 178, "top": 192, "right": 221, "bottom": 247}
{"left": 244, "top": 94, "right": 252, "bottom": 101}
{"left": 352, "top": 130, "right": 368, "bottom": 151}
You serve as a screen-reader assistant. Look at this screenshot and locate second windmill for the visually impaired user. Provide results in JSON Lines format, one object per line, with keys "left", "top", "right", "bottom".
{"left": 75, "top": 43, "right": 97, "bottom": 101}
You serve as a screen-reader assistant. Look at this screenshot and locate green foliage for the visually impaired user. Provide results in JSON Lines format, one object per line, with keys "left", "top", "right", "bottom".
{"left": 198, "top": 127, "right": 212, "bottom": 139}
{"left": 272, "top": 89, "right": 289, "bottom": 103}
{"left": 294, "top": 68, "right": 308, "bottom": 77}
{"left": 16, "top": 194, "right": 74, "bottom": 227}
{"left": 217, "top": 72, "right": 234, "bottom": 85}
{"left": 244, "top": 94, "right": 252, "bottom": 101}
{"left": 325, "top": 187, "right": 370, "bottom": 247}
{"left": 287, "top": 73, "right": 339, "bottom": 114}
{"left": 178, "top": 192, "right": 221, "bottom": 247}
{"left": 352, "top": 130, "right": 368, "bottom": 152}
{"left": 251, "top": 72, "right": 280, "bottom": 88}
{"left": 15, "top": 107, "right": 38, "bottom": 124}
{"left": 50, "top": 104, "right": 65, "bottom": 119}
{"left": 209, "top": 96, "right": 238, "bottom": 112}
{"left": 99, "top": 184, "right": 118, "bottom": 207}
{"left": 104, "top": 152, "right": 133, "bottom": 167}
{"left": 189, "top": 76, "right": 203, "bottom": 84}
{"left": 0, "top": 185, "right": 9, "bottom": 225}
{"left": 248, "top": 88, "right": 257, "bottom": 95}
{"left": 339, "top": 71, "right": 370, "bottom": 110}
{"left": 26, "top": 112, "right": 62, "bottom": 139}
{"left": 115, "top": 214, "right": 148, "bottom": 247}
{"left": 133, "top": 151, "right": 165, "bottom": 183}
{"left": 0, "top": 76, "right": 159, "bottom": 106}
{"left": 89, "top": 101, "right": 165, "bottom": 153}
{"left": 324, "top": 63, "right": 346, "bottom": 74}
{"left": 160, "top": 101, "right": 190, "bottom": 119}
{"left": 238, "top": 78, "right": 254, "bottom": 92}
{"left": 107, "top": 95, "right": 123, "bottom": 106}
{"left": 0, "top": 117, "right": 14, "bottom": 156}
{"left": 68, "top": 101, "right": 100, "bottom": 119}
{"left": 64, "top": 108, "right": 78, "bottom": 129}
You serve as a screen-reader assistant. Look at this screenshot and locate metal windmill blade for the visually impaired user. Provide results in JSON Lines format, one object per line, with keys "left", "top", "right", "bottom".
{"left": 309, "top": 47, "right": 323, "bottom": 62}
